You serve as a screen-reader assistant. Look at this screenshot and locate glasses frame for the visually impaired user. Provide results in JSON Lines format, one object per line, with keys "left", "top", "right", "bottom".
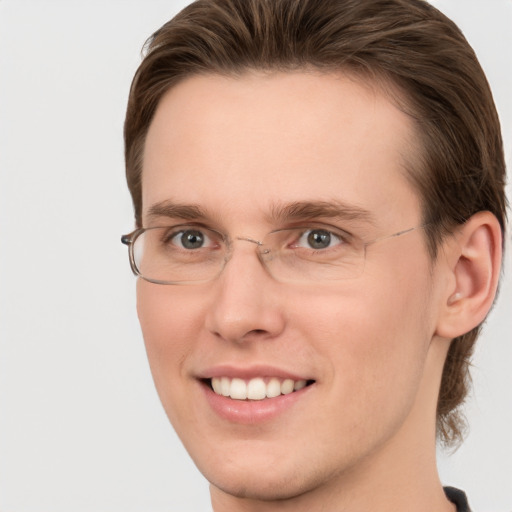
{"left": 121, "top": 223, "right": 428, "bottom": 285}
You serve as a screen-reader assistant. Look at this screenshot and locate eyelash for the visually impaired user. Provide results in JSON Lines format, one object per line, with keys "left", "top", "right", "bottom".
{"left": 293, "top": 228, "right": 347, "bottom": 250}
{"left": 158, "top": 223, "right": 355, "bottom": 250}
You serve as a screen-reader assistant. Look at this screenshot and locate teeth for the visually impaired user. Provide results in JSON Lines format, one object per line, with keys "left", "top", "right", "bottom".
{"left": 266, "top": 378, "right": 281, "bottom": 398}
{"left": 230, "top": 378, "right": 247, "bottom": 400}
{"left": 294, "top": 380, "right": 306, "bottom": 391}
{"left": 220, "top": 377, "right": 230, "bottom": 397}
{"left": 281, "top": 379, "right": 294, "bottom": 395}
{"left": 211, "top": 378, "right": 222, "bottom": 395}
{"left": 247, "top": 378, "right": 266, "bottom": 400}
{"left": 210, "top": 377, "right": 308, "bottom": 400}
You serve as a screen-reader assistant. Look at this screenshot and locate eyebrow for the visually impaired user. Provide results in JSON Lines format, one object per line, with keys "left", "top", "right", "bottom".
{"left": 268, "top": 200, "right": 376, "bottom": 225}
{"left": 145, "top": 200, "right": 209, "bottom": 223}
{"left": 145, "top": 198, "right": 376, "bottom": 227}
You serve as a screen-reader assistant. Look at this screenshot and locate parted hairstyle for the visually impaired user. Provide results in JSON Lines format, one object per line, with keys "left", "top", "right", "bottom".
{"left": 124, "top": 0, "right": 507, "bottom": 446}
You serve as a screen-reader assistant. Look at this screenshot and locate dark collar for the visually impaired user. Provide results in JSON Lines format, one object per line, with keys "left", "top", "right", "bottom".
{"left": 444, "top": 487, "right": 471, "bottom": 512}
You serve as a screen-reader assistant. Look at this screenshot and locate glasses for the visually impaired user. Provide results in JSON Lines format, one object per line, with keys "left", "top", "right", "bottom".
{"left": 121, "top": 223, "right": 426, "bottom": 285}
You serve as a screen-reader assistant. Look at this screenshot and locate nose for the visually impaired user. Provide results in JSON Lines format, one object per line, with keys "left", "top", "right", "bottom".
{"left": 204, "top": 239, "right": 286, "bottom": 344}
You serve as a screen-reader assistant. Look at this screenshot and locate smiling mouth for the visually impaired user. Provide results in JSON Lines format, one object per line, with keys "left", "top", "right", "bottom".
{"left": 206, "top": 377, "right": 315, "bottom": 401}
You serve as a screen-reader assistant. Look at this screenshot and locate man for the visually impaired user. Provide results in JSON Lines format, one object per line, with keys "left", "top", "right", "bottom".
{"left": 121, "top": 0, "right": 506, "bottom": 510}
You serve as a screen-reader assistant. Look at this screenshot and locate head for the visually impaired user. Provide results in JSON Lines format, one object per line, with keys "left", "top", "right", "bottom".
{"left": 123, "top": 0, "right": 506, "bottom": 503}
{"left": 125, "top": 0, "right": 506, "bottom": 446}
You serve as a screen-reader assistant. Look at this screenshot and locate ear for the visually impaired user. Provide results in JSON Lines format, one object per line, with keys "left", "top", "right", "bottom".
{"left": 435, "top": 211, "right": 502, "bottom": 339}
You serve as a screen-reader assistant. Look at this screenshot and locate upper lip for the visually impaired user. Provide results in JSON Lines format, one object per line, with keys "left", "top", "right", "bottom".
{"left": 196, "top": 364, "right": 313, "bottom": 382}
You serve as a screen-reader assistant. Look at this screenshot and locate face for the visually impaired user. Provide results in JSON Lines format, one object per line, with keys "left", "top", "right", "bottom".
{"left": 138, "top": 72, "right": 447, "bottom": 504}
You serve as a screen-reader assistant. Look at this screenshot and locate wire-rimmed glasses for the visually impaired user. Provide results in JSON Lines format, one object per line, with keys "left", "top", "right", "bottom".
{"left": 121, "top": 223, "right": 425, "bottom": 285}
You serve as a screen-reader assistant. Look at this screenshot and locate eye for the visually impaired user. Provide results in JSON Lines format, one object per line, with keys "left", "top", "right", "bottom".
{"left": 164, "top": 228, "right": 215, "bottom": 250}
{"left": 178, "top": 230, "right": 206, "bottom": 249}
{"left": 296, "top": 228, "right": 345, "bottom": 250}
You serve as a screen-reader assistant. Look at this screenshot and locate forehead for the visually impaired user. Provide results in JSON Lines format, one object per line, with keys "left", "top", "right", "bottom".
{"left": 142, "top": 71, "right": 421, "bottom": 229}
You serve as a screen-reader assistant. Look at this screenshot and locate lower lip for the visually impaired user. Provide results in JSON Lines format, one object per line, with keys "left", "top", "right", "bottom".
{"left": 200, "top": 381, "right": 313, "bottom": 424}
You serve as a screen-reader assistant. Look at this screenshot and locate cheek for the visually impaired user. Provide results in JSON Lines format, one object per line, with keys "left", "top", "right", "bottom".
{"left": 136, "top": 281, "right": 203, "bottom": 395}
{"left": 291, "top": 268, "right": 433, "bottom": 407}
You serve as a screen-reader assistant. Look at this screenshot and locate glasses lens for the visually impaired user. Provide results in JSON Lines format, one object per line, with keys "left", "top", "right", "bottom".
{"left": 129, "top": 225, "right": 366, "bottom": 284}
{"left": 261, "top": 228, "right": 365, "bottom": 282}
{"left": 133, "top": 226, "right": 224, "bottom": 284}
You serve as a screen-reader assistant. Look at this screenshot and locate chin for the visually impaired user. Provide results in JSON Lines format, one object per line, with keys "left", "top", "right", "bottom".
{"left": 206, "top": 466, "right": 318, "bottom": 502}
{"left": 191, "top": 442, "right": 338, "bottom": 504}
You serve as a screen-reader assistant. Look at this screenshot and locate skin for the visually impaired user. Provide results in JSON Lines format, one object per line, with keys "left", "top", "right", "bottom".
{"left": 138, "top": 71, "right": 459, "bottom": 511}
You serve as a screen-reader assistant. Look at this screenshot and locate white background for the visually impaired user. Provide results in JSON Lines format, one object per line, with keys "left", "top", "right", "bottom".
{"left": 0, "top": 1, "right": 510, "bottom": 511}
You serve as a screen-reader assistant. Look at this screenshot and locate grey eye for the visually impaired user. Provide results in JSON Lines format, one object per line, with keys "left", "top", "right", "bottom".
{"left": 178, "top": 230, "right": 206, "bottom": 249}
{"left": 306, "top": 230, "right": 332, "bottom": 249}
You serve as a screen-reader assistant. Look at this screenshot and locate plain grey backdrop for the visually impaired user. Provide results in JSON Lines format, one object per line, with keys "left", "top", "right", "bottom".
{"left": 0, "top": 1, "right": 510, "bottom": 510}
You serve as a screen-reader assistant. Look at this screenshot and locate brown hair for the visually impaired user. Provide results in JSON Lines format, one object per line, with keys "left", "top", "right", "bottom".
{"left": 124, "top": 0, "right": 507, "bottom": 446}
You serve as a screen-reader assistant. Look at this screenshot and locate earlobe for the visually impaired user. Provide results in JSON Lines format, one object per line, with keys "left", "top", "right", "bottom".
{"left": 435, "top": 211, "right": 502, "bottom": 339}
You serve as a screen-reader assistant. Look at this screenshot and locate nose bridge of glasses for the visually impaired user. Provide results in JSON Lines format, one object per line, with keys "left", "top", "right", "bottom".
{"left": 216, "top": 235, "right": 272, "bottom": 281}
{"left": 233, "top": 235, "right": 273, "bottom": 258}
{"left": 227, "top": 236, "right": 274, "bottom": 270}
{"left": 235, "top": 235, "right": 263, "bottom": 246}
